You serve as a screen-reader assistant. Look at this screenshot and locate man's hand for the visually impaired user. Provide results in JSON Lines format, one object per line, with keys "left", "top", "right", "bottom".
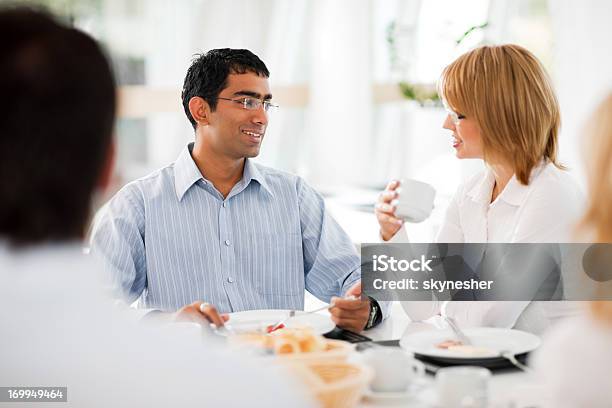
{"left": 330, "top": 282, "right": 370, "bottom": 332}
{"left": 174, "top": 301, "right": 229, "bottom": 328}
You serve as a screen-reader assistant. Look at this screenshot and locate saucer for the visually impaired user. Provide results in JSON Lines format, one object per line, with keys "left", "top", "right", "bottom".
{"left": 363, "top": 388, "right": 415, "bottom": 404}
{"left": 363, "top": 380, "right": 428, "bottom": 406}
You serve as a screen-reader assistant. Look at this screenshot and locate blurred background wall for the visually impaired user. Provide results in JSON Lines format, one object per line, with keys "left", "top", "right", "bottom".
{"left": 6, "top": 0, "right": 612, "bottom": 241}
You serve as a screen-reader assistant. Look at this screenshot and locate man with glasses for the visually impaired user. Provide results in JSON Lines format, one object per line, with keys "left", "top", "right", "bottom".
{"left": 91, "top": 49, "right": 385, "bottom": 332}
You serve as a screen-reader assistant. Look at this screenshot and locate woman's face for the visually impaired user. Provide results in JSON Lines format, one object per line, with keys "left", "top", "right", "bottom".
{"left": 443, "top": 106, "right": 484, "bottom": 159}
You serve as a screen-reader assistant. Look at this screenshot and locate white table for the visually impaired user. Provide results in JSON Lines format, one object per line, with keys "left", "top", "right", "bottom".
{"left": 305, "top": 291, "right": 548, "bottom": 406}
{"left": 354, "top": 303, "right": 546, "bottom": 407}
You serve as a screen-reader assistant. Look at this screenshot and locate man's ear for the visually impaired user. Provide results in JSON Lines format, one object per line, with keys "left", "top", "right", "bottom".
{"left": 188, "top": 96, "right": 210, "bottom": 126}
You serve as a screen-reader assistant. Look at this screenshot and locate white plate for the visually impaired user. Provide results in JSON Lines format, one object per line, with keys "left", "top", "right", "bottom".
{"left": 400, "top": 328, "right": 541, "bottom": 359}
{"left": 226, "top": 309, "right": 335, "bottom": 335}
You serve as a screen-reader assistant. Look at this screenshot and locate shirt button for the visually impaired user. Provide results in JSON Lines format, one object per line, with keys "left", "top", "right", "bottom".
{"left": 224, "top": 240, "right": 231, "bottom": 246}
{"left": 227, "top": 277, "right": 235, "bottom": 283}
{"left": 222, "top": 202, "right": 227, "bottom": 208}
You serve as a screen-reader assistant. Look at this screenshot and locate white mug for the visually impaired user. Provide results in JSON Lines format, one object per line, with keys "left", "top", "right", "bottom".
{"left": 436, "top": 366, "right": 491, "bottom": 408}
{"left": 361, "top": 347, "right": 425, "bottom": 393}
{"left": 393, "top": 179, "right": 436, "bottom": 223}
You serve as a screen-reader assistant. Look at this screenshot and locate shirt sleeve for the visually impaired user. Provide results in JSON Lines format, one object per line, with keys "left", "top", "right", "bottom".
{"left": 89, "top": 185, "right": 147, "bottom": 304}
{"left": 297, "top": 178, "right": 361, "bottom": 302}
{"left": 296, "top": 181, "right": 391, "bottom": 322}
{"left": 393, "top": 187, "right": 465, "bottom": 321}
{"left": 387, "top": 224, "right": 410, "bottom": 243}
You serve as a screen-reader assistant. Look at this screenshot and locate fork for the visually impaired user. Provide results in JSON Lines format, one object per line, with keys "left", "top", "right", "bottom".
{"left": 440, "top": 301, "right": 472, "bottom": 345}
{"left": 268, "top": 301, "right": 338, "bottom": 332}
{"left": 268, "top": 310, "right": 296, "bottom": 332}
{"left": 500, "top": 350, "right": 532, "bottom": 372}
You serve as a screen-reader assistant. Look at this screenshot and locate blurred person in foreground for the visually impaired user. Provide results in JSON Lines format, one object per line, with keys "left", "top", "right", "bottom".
{"left": 374, "top": 44, "right": 584, "bottom": 333}
{"left": 90, "top": 48, "right": 386, "bottom": 332}
{"left": 0, "top": 7, "right": 312, "bottom": 407}
{"left": 532, "top": 93, "right": 612, "bottom": 408}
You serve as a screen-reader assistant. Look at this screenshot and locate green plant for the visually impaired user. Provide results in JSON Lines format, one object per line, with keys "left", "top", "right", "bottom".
{"left": 398, "top": 82, "right": 440, "bottom": 106}
{"left": 387, "top": 19, "right": 489, "bottom": 106}
{"left": 455, "top": 22, "right": 489, "bottom": 45}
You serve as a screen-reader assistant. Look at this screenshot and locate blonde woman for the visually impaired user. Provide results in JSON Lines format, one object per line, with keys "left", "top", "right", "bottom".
{"left": 532, "top": 93, "right": 612, "bottom": 408}
{"left": 375, "top": 44, "right": 584, "bottom": 333}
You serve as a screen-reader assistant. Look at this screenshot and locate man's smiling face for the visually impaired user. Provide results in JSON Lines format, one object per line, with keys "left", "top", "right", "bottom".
{"left": 206, "top": 72, "right": 272, "bottom": 159}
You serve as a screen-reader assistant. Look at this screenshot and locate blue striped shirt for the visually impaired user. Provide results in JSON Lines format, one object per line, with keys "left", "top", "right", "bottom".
{"left": 90, "top": 143, "right": 361, "bottom": 313}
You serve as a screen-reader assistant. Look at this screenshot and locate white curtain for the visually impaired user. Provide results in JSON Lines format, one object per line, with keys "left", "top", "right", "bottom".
{"left": 549, "top": 0, "right": 612, "bottom": 185}
{"left": 304, "top": 0, "right": 373, "bottom": 188}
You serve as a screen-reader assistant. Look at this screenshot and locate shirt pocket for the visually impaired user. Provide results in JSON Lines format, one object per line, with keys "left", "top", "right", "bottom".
{"left": 247, "top": 232, "right": 304, "bottom": 296}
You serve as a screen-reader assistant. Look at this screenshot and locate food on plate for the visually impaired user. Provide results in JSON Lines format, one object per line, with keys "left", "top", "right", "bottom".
{"left": 445, "top": 344, "right": 496, "bottom": 357}
{"left": 436, "top": 339, "right": 463, "bottom": 349}
{"left": 271, "top": 327, "right": 328, "bottom": 354}
{"left": 266, "top": 323, "right": 285, "bottom": 333}
{"left": 232, "top": 327, "right": 329, "bottom": 355}
{"left": 435, "top": 339, "right": 496, "bottom": 356}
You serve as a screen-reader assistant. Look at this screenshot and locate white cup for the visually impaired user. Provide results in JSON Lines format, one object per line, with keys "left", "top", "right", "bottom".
{"left": 436, "top": 366, "right": 491, "bottom": 408}
{"left": 394, "top": 179, "right": 436, "bottom": 223}
{"left": 361, "top": 347, "right": 425, "bottom": 393}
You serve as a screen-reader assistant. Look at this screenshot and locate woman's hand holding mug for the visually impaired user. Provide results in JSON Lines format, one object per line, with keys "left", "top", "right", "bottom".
{"left": 375, "top": 180, "right": 403, "bottom": 241}
{"left": 375, "top": 179, "right": 436, "bottom": 241}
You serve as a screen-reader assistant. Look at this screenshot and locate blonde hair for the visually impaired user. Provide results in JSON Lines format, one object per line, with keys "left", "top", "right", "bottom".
{"left": 439, "top": 44, "right": 562, "bottom": 185}
{"left": 581, "top": 93, "right": 612, "bottom": 242}
{"left": 577, "top": 94, "right": 612, "bottom": 323}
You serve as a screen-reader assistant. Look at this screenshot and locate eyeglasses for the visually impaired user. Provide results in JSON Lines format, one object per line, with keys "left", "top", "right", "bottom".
{"left": 442, "top": 100, "right": 465, "bottom": 125}
{"left": 217, "top": 96, "right": 279, "bottom": 112}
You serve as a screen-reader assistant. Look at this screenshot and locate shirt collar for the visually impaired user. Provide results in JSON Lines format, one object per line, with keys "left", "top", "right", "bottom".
{"left": 466, "top": 161, "right": 546, "bottom": 207}
{"left": 495, "top": 174, "right": 529, "bottom": 206}
{"left": 174, "top": 143, "right": 204, "bottom": 201}
{"left": 466, "top": 168, "right": 496, "bottom": 205}
{"left": 174, "top": 143, "right": 274, "bottom": 201}
{"left": 240, "top": 158, "right": 274, "bottom": 198}
{"left": 499, "top": 161, "right": 547, "bottom": 206}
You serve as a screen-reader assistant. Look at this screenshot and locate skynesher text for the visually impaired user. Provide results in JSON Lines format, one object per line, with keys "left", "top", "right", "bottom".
{"left": 372, "top": 278, "right": 494, "bottom": 292}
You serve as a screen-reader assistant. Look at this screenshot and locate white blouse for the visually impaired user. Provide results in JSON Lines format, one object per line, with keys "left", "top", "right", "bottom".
{"left": 390, "top": 161, "right": 585, "bottom": 333}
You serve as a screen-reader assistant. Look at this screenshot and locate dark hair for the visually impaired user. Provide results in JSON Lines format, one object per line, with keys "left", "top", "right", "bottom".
{"left": 181, "top": 48, "right": 270, "bottom": 130}
{"left": 0, "top": 6, "right": 116, "bottom": 246}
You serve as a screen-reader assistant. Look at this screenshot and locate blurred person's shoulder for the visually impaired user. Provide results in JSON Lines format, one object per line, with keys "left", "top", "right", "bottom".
{"left": 533, "top": 315, "right": 612, "bottom": 408}
{"left": 0, "top": 243, "right": 106, "bottom": 301}
{"left": 0, "top": 244, "right": 315, "bottom": 408}
{"left": 537, "top": 314, "right": 612, "bottom": 357}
